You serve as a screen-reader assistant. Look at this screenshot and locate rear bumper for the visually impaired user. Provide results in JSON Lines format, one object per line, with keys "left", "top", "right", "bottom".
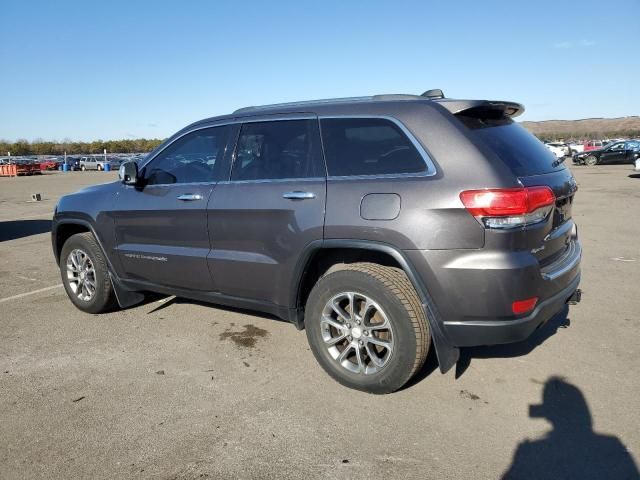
{"left": 404, "top": 238, "right": 582, "bottom": 348}
{"left": 442, "top": 273, "right": 580, "bottom": 346}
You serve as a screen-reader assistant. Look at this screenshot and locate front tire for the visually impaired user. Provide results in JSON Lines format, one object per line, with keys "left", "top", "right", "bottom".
{"left": 585, "top": 155, "right": 598, "bottom": 166}
{"left": 81, "top": 165, "right": 86, "bottom": 171}
{"left": 305, "top": 262, "right": 430, "bottom": 394}
{"left": 60, "top": 232, "right": 117, "bottom": 314}
{"left": 97, "top": 165, "right": 103, "bottom": 171}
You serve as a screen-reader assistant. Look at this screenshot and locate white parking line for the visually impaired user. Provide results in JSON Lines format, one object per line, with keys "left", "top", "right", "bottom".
{"left": 0, "top": 284, "right": 63, "bottom": 304}
{"left": 0, "top": 212, "right": 53, "bottom": 222}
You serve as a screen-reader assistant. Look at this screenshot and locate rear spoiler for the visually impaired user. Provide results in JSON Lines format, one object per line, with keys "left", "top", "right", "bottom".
{"left": 433, "top": 99, "right": 525, "bottom": 118}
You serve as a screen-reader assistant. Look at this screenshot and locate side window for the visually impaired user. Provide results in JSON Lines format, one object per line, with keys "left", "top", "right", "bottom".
{"left": 144, "top": 126, "right": 229, "bottom": 185}
{"left": 320, "top": 118, "right": 427, "bottom": 176}
{"left": 231, "top": 119, "right": 322, "bottom": 181}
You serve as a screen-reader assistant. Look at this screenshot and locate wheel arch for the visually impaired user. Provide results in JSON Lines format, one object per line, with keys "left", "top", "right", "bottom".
{"left": 292, "top": 239, "right": 459, "bottom": 373}
{"left": 53, "top": 219, "right": 93, "bottom": 263}
{"left": 53, "top": 217, "right": 144, "bottom": 308}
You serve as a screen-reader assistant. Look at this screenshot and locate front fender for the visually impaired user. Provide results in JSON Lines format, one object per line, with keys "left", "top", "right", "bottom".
{"left": 52, "top": 215, "right": 144, "bottom": 309}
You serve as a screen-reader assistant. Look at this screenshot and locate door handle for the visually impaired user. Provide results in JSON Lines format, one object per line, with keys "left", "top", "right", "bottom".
{"left": 177, "top": 194, "right": 203, "bottom": 201}
{"left": 282, "top": 191, "right": 316, "bottom": 200}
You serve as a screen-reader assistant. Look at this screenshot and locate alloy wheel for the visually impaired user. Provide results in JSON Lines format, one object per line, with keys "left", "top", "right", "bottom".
{"left": 320, "top": 292, "right": 394, "bottom": 375}
{"left": 585, "top": 155, "right": 598, "bottom": 166}
{"left": 66, "top": 248, "right": 96, "bottom": 301}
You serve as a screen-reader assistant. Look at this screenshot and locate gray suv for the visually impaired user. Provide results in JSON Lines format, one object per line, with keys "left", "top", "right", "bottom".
{"left": 79, "top": 156, "right": 113, "bottom": 171}
{"left": 52, "top": 91, "right": 582, "bottom": 393}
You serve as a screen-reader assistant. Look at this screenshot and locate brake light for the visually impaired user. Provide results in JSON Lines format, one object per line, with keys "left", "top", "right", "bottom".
{"left": 460, "top": 186, "right": 555, "bottom": 229}
{"left": 512, "top": 297, "right": 538, "bottom": 315}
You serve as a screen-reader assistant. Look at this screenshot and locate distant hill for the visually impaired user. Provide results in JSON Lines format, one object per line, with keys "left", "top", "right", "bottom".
{"left": 520, "top": 116, "right": 640, "bottom": 140}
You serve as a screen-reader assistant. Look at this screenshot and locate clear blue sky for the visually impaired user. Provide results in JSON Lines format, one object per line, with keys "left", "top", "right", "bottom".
{"left": 2, "top": 0, "right": 639, "bottom": 141}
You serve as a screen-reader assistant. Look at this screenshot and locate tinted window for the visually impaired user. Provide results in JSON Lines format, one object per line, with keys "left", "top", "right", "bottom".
{"left": 320, "top": 118, "right": 426, "bottom": 176}
{"left": 457, "top": 115, "right": 562, "bottom": 176}
{"left": 144, "top": 126, "right": 229, "bottom": 185}
{"left": 231, "top": 120, "right": 322, "bottom": 181}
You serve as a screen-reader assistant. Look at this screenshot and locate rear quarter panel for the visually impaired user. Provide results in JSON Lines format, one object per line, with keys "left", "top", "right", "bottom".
{"left": 323, "top": 103, "right": 518, "bottom": 250}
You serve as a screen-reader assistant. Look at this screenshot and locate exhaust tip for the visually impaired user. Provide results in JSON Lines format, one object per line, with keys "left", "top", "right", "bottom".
{"left": 567, "top": 289, "right": 582, "bottom": 305}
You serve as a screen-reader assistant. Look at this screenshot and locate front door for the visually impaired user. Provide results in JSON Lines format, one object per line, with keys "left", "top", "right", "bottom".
{"left": 113, "top": 125, "right": 231, "bottom": 291}
{"left": 207, "top": 116, "right": 326, "bottom": 307}
{"left": 600, "top": 142, "right": 626, "bottom": 164}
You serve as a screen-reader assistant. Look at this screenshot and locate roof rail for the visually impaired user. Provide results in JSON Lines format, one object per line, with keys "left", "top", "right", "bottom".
{"left": 232, "top": 91, "right": 443, "bottom": 114}
{"left": 233, "top": 96, "right": 373, "bottom": 114}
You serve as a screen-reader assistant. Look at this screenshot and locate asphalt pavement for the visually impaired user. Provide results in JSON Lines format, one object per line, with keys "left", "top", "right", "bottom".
{"left": 1, "top": 168, "right": 638, "bottom": 479}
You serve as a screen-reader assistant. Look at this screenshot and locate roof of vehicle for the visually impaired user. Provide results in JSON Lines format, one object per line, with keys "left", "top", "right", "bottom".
{"left": 231, "top": 92, "right": 525, "bottom": 118}
{"left": 159, "top": 90, "right": 526, "bottom": 155}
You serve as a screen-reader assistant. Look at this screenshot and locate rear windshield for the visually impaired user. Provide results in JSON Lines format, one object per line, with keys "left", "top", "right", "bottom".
{"left": 457, "top": 115, "right": 564, "bottom": 176}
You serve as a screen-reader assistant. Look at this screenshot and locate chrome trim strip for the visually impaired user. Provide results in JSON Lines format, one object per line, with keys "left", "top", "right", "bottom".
{"left": 318, "top": 115, "right": 437, "bottom": 177}
{"left": 282, "top": 191, "right": 316, "bottom": 200}
{"left": 541, "top": 240, "right": 581, "bottom": 281}
{"left": 177, "top": 194, "right": 204, "bottom": 201}
{"left": 220, "top": 177, "right": 325, "bottom": 185}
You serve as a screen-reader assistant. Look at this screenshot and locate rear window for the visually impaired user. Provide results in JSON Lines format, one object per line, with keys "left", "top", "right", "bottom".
{"left": 458, "top": 115, "right": 563, "bottom": 176}
{"left": 320, "top": 118, "right": 427, "bottom": 177}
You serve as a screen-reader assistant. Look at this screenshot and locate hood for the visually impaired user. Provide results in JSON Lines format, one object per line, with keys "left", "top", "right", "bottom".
{"left": 75, "top": 181, "right": 119, "bottom": 194}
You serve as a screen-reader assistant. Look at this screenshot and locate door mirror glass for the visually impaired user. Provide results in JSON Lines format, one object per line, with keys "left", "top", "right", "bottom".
{"left": 119, "top": 161, "right": 139, "bottom": 185}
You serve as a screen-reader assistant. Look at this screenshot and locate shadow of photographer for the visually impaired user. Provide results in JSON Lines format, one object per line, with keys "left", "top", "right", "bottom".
{"left": 502, "top": 377, "right": 639, "bottom": 479}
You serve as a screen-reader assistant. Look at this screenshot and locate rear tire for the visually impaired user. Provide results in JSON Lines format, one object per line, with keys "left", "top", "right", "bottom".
{"left": 305, "top": 262, "right": 430, "bottom": 394}
{"left": 60, "top": 232, "right": 117, "bottom": 314}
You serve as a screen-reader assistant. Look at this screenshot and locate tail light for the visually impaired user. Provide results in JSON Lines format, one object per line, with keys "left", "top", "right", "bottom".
{"left": 460, "top": 186, "right": 555, "bottom": 229}
{"left": 512, "top": 297, "right": 538, "bottom": 315}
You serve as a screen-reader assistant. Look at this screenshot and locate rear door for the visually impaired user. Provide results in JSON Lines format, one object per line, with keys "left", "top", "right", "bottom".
{"left": 113, "top": 124, "right": 231, "bottom": 291}
{"left": 625, "top": 141, "right": 640, "bottom": 163}
{"left": 207, "top": 115, "right": 326, "bottom": 307}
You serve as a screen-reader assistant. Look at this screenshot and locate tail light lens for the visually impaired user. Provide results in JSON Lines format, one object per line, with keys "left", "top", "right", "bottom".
{"left": 512, "top": 297, "right": 538, "bottom": 315}
{"left": 460, "top": 186, "right": 555, "bottom": 229}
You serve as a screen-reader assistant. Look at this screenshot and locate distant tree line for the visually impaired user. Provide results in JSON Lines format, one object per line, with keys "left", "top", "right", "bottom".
{"left": 532, "top": 129, "right": 640, "bottom": 143}
{"left": 0, "top": 138, "right": 164, "bottom": 156}
{"left": 2, "top": 127, "right": 638, "bottom": 157}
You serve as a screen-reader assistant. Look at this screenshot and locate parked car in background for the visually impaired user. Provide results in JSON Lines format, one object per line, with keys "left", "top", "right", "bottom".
{"left": 13, "top": 158, "right": 41, "bottom": 175}
{"left": 568, "top": 142, "right": 584, "bottom": 154}
{"left": 38, "top": 158, "right": 59, "bottom": 171}
{"left": 58, "top": 156, "right": 81, "bottom": 170}
{"left": 573, "top": 140, "right": 640, "bottom": 166}
{"left": 79, "top": 156, "right": 113, "bottom": 171}
{"left": 52, "top": 91, "right": 582, "bottom": 393}
{"left": 583, "top": 140, "right": 607, "bottom": 151}
{"left": 545, "top": 142, "right": 570, "bottom": 158}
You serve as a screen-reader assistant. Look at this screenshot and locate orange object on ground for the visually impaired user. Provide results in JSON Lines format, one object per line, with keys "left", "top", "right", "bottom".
{"left": 0, "top": 164, "right": 18, "bottom": 176}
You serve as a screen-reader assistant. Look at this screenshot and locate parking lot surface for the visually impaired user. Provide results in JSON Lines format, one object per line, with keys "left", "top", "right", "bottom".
{"left": 1, "top": 168, "right": 639, "bottom": 479}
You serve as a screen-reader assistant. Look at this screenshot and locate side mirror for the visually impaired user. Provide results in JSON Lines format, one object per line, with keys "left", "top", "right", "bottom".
{"left": 119, "top": 161, "right": 139, "bottom": 185}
